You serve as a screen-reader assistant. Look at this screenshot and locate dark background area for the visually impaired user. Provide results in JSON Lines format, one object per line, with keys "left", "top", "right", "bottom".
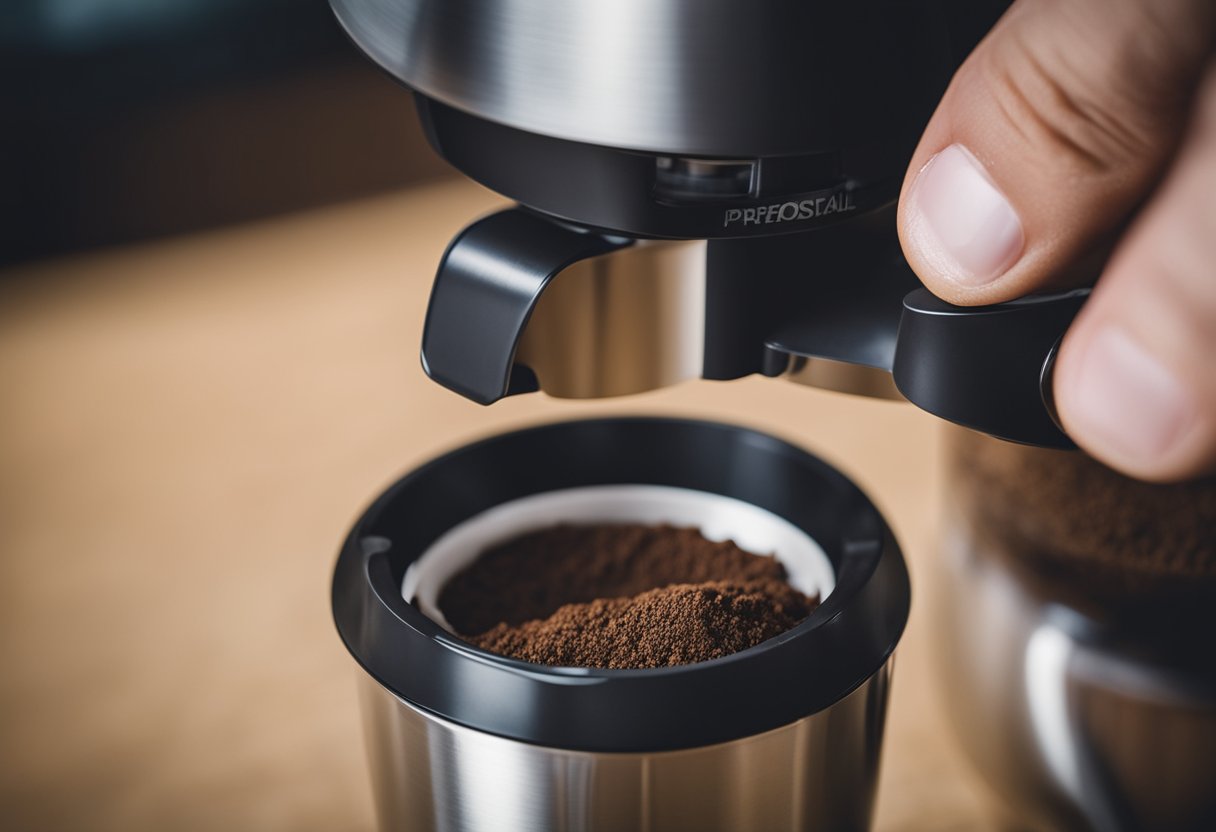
{"left": 0, "top": 0, "right": 451, "bottom": 267}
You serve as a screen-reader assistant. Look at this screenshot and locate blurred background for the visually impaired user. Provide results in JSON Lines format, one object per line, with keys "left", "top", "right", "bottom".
{"left": 0, "top": 0, "right": 451, "bottom": 266}
{"left": 0, "top": 3, "right": 999, "bottom": 831}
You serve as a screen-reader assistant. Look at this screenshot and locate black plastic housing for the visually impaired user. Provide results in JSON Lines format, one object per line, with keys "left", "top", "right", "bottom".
{"left": 416, "top": 95, "right": 907, "bottom": 240}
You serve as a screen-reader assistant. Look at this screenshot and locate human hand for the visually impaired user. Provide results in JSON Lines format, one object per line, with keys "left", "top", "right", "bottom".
{"left": 898, "top": 0, "right": 1216, "bottom": 481}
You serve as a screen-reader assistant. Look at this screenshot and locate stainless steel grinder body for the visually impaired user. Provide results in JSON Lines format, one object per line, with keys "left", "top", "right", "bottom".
{"left": 333, "top": 418, "right": 911, "bottom": 832}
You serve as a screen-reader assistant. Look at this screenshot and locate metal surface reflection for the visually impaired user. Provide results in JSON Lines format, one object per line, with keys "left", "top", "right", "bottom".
{"left": 515, "top": 240, "right": 707, "bottom": 400}
{"left": 780, "top": 355, "right": 903, "bottom": 401}
{"left": 933, "top": 430, "right": 1216, "bottom": 832}
{"left": 358, "top": 664, "right": 891, "bottom": 832}
{"left": 329, "top": 0, "right": 950, "bottom": 156}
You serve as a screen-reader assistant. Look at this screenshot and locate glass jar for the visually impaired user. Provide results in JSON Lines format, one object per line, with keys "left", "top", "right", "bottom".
{"left": 933, "top": 427, "right": 1216, "bottom": 832}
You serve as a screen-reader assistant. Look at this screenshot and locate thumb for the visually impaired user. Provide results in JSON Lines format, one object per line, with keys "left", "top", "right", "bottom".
{"left": 897, "top": 0, "right": 1216, "bottom": 305}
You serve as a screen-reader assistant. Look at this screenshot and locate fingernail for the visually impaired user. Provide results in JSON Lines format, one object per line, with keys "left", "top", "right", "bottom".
{"left": 1066, "top": 327, "right": 1197, "bottom": 464}
{"left": 905, "top": 144, "right": 1024, "bottom": 286}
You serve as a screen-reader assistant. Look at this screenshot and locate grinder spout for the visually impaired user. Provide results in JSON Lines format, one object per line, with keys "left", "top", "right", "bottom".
{"left": 422, "top": 208, "right": 708, "bottom": 403}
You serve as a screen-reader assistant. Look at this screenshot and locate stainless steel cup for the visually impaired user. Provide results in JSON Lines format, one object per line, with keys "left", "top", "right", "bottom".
{"left": 334, "top": 418, "right": 910, "bottom": 832}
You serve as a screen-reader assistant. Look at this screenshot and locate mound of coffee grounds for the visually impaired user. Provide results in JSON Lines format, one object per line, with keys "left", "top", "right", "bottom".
{"left": 437, "top": 523, "right": 818, "bottom": 669}
{"left": 438, "top": 523, "right": 798, "bottom": 636}
{"left": 471, "top": 580, "right": 814, "bottom": 669}
{"left": 948, "top": 427, "right": 1216, "bottom": 619}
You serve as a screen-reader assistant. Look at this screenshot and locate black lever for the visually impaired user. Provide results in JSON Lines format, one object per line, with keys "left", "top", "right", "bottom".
{"left": 892, "top": 288, "right": 1090, "bottom": 448}
{"left": 421, "top": 208, "right": 629, "bottom": 404}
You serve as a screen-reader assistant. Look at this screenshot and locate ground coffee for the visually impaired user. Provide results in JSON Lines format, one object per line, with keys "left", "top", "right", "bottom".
{"left": 948, "top": 428, "right": 1216, "bottom": 622}
{"left": 437, "top": 523, "right": 818, "bottom": 669}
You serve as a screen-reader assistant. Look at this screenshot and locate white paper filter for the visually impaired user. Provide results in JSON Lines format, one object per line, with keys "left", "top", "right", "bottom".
{"left": 402, "top": 484, "right": 835, "bottom": 633}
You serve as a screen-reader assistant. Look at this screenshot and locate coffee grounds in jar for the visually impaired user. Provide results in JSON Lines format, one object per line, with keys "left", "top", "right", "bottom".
{"left": 948, "top": 428, "right": 1216, "bottom": 621}
{"left": 436, "top": 523, "right": 819, "bottom": 669}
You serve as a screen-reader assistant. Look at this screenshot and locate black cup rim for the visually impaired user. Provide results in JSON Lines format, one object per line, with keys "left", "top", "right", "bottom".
{"left": 332, "top": 416, "right": 910, "bottom": 752}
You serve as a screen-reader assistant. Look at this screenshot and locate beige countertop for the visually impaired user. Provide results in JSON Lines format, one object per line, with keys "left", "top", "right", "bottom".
{"left": 0, "top": 179, "right": 1000, "bottom": 830}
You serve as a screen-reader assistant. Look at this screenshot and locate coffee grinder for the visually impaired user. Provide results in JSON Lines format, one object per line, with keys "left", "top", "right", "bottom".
{"left": 328, "top": 2, "right": 1093, "bottom": 830}
{"left": 333, "top": 0, "right": 1085, "bottom": 447}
